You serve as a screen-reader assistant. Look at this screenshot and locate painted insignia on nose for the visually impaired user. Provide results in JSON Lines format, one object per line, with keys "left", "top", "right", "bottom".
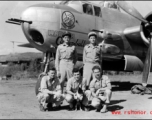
{"left": 62, "top": 11, "right": 75, "bottom": 29}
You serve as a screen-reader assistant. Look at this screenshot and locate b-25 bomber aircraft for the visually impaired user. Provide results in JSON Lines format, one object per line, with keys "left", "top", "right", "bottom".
{"left": 6, "top": 1, "right": 152, "bottom": 88}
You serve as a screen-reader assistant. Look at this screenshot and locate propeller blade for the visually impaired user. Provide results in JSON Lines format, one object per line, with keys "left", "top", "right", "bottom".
{"left": 142, "top": 37, "right": 152, "bottom": 87}
{"left": 117, "top": 1, "right": 148, "bottom": 24}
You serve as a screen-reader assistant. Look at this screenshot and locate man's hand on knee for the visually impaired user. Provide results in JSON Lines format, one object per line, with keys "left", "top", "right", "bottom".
{"left": 73, "top": 93, "right": 77, "bottom": 100}
{"left": 54, "top": 94, "right": 65, "bottom": 101}
{"left": 77, "top": 93, "right": 83, "bottom": 101}
{"left": 96, "top": 89, "right": 105, "bottom": 96}
{"left": 98, "top": 95, "right": 106, "bottom": 102}
{"left": 54, "top": 92, "right": 62, "bottom": 98}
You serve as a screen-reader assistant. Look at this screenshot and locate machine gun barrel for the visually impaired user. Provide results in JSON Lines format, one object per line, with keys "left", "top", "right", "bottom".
{"left": 6, "top": 18, "right": 32, "bottom": 25}
{"left": 5, "top": 21, "right": 21, "bottom": 25}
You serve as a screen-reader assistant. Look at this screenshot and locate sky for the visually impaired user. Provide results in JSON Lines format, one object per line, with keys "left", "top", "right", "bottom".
{"left": 0, "top": 1, "right": 152, "bottom": 55}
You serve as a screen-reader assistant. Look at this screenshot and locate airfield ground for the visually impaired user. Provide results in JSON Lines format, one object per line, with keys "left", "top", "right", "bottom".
{"left": 0, "top": 74, "right": 152, "bottom": 119}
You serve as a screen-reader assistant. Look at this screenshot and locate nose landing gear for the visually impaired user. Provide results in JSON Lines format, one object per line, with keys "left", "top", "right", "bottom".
{"left": 38, "top": 52, "right": 55, "bottom": 79}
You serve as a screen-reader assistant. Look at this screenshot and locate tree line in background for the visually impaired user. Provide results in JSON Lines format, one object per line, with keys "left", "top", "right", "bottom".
{"left": 0, "top": 58, "right": 43, "bottom": 80}
{"left": 0, "top": 58, "right": 142, "bottom": 80}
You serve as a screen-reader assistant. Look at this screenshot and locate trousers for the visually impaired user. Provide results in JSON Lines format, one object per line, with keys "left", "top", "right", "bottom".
{"left": 65, "top": 90, "right": 92, "bottom": 106}
{"left": 59, "top": 60, "right": 74, "bottom": 83}
{"left": 37, "top": 92, "right": 64, "bottom": 108}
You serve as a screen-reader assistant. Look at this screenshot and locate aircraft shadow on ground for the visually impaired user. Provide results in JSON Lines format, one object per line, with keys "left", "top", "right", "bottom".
{"left": 112, "top": 81, "right": 137, "bottom": 91}
{"left": 112, "top": 81, "right": 152, "bottom": 91}
{"left": 109, "top": 99, "right": 126, "bottom": 106}
{"left": 48, "top": 99, "right": 126, "bottom": 112}
{"left": 108, "top": 105, "right": 124, "bottom": 112}
{"left": 50, "top": 102, "right": 125, "bottom": 112}
{"left": 88, "top": 99, "right": 125, "bottom": 111}
{"left": 107, "top": 100, "right": 126, "bottom": 111}
{"left": 148, "top": 97, "right": 152, "bottom": 99}
{"left": 50, "top": 105, "right": 69, "bottom": 111}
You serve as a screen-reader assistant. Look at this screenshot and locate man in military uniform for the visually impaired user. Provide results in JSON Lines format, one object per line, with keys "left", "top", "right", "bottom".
{"left": 89, "top": 66, "right": 112, "bottom": 113}
{"left": 65, "top": 68, "right": 91, "bottom": 111}
{"left": 55, "top": 31, "right": 77, "bottom": 93}
{"left": 83, "top": 31, "right": 102, "bottom": 89}
{"left": 36, "top": 67, "right": 65, "bottom": 112}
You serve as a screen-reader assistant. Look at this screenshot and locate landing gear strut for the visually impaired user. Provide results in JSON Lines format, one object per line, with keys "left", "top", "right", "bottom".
{"left": 42, "top": 52, "right": 55, "bottom": 73}
{"left": 38, "top": 52, "right": 55, "bottom": 79}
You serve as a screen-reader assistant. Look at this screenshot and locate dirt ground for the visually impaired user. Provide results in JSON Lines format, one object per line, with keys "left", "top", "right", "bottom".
{"left": 0, "top": 74, "right": 152, "bottom": 119}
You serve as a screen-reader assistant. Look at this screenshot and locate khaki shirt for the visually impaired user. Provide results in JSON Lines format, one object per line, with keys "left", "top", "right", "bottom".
{"left": 39, "top": 76, "right": 61, "bottom": 92}
{"left": 89, "top": 75, "right": 111, "bottom": 92}
{"left": 55, "top": 43, "right": 77, "bottom": 71}
{"left": 66, "top": 77, "right": 87, "bottom": 93}
{"left": 83, "top": 44, "right": 102, "bottom": 64}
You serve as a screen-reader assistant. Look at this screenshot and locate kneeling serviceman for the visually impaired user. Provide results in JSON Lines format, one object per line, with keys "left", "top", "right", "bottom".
{"left": 65, "top": 68, "right": 92, "bottom": 111}
{"left": 36, "top": 67, "right": 65, "bottom": 111}
{"left": 89, "top": 66, "right": 112, "bottom": 113}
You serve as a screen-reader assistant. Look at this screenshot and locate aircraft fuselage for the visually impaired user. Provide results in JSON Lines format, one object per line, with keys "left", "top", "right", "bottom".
{"left": 20, "top": 3, "right": 150, "bottom": 71}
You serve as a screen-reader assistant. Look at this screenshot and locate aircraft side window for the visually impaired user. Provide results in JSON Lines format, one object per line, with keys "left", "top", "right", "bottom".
{"left": 83, "top": 3, "right": 93, "bottom": 15}
{"left": 103, "top": 1, "right": 120, "bottom": 11}
{"left": 94, "top": 6, "right": 102, "bottom": 17}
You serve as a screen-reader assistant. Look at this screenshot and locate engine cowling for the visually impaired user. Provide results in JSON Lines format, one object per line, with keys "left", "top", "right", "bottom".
{"left": 21, "top": 5, "right": 60, "bottom": 53}
{"left": 124, "top": 55, "right": 143, "bottom": 71}
{"left": 21, "top": 22, "right": 53, "bottom": 53}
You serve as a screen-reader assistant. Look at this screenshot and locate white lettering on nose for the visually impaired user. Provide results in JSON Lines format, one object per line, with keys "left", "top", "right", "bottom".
{"left": 48, "top": 30, "right": 86, "bottom": 46}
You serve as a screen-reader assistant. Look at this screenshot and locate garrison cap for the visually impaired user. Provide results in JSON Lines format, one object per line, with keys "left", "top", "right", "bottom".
{"left": 88, "top": 31, "right": 97, "bottom": 38}
{"left": 62, "top": 31, "right": 71, "bottom": 38}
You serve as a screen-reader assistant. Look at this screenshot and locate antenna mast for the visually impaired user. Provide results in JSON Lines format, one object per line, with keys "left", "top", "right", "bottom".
{"left": 10, "top": 41, "right": 25, "bottom": 54}
{"left": 11, "top": 41, "right": 15, "bottom": 54}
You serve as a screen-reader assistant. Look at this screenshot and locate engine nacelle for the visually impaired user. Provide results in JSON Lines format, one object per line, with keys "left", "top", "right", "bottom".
{"left": 21, "top": 22, "right": 55, "bottom": 53}
{"left": 21, "top": 6, "right": 60, "bottom": 53}
{"left": 97, "top": 29, "right": 122, "bottom": 41}
{"left": 124, "top": 55, "right": 143, "bottom": 71}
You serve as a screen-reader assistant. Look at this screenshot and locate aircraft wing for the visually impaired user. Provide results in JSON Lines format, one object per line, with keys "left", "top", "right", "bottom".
{"left": 18, "top": 43, "right": 34, "bottom": 48}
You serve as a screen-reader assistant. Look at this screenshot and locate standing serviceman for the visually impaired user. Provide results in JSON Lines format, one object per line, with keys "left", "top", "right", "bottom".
{"left": 55, "top": 31, "right": 78, "bottom": 93}
{"left": 83, "top": 31, "right": 102, "bottom": 89}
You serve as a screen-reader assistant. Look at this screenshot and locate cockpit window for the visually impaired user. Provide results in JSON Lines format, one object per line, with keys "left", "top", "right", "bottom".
{"left": 94, "top": 6, "right": 102, "bottom": 17}
{"left": 82, "top": 3, "right": 93, "bottom": 15}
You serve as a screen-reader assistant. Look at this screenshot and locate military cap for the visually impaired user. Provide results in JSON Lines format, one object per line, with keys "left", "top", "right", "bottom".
{"left": 62, "top": 31, "right": 71, "bottom": 38}
{"left": 88, "top": 31, "right": 97, "bottom": 38}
